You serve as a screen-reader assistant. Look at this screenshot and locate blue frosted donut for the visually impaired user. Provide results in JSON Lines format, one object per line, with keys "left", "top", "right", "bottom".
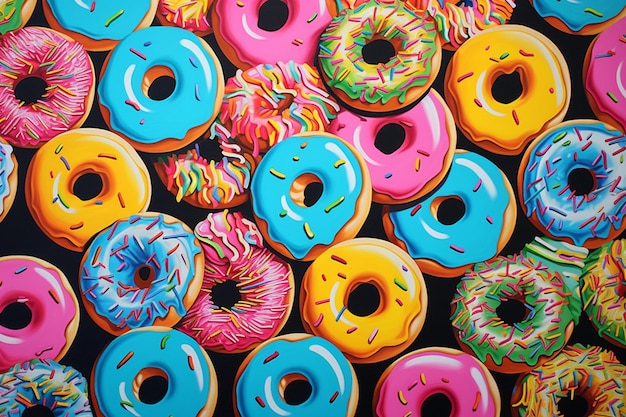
{"left": 79, "top": 212, "right": 203, "bottom": 335}
{"left": 98, "top": 26, "right": 224, "bottom": 152}
{"left": 250, "top": 132, "right": 371, "bottom": 261}
{"left": 234, "top": 334, "right": 358, "bottom": 417}
{"left": 383, "top": 150, "right": 517, "bottom": 277}
{"left": 518, "top": 120, "right": 626, "bottom": 248}
{"left": 91, "top": 327, "right": 217, "bottom": 417}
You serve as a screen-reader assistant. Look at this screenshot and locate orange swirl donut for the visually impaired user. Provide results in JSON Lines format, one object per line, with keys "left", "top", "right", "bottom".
{"left": 300, "top": 238, "right": 428, "bottom": 363}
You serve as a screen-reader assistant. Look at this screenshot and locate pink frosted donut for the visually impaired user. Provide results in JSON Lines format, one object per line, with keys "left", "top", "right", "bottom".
{"left": 157, "top": 0, "right": 214, "bottom": 36}
{"left": 329, "top": 89, "right": 456, "bottom": 204}
{"left": 212, "top": 0, "right": 339, "bottom": 69}
{"left": 0, "top": 255, "right": 80, "bottom": 372}
{"left": 374, "top": 347, "right": 501, "bottom": 417}
{"left": 0, "top": 26, "right": 94, "bottom": 148}
{"left": 177, "top": 210, "right": 295, "bottom": 353}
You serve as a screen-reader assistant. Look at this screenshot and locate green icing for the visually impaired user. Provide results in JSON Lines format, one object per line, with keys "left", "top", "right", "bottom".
{"left": 0, "top": 0, "right": 25, "bottom": 34}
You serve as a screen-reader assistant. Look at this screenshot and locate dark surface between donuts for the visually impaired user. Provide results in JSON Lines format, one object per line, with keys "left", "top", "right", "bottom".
{"left": 0, "top": 1, "right": 624, "bottom": 416}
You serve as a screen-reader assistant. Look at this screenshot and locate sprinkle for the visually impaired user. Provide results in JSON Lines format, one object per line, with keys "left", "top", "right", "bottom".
{"left": 329, "top": 391, "right": 339, "bottom": 403}
{"left": 187, "top": 355, "right": 195, "bottom": 370}
{"left": 472, "top": 392, "right": 481, "bottom": 411}
{"left": 394, "top": 278, "right": 408, "bottom": 291}
{"left": 90, "top": 1, "right": 96, "bottom": 12}
{"left": 118, "top": 192, "right": 126, "bottom": 208}
{"left": 519, "top": 49, "right": 534, "bottom": 57}
{"left": 335, "top": 305, "right": 347, "bottom": 321}
{"left": 410, "top": 204, "right": 422, "bottom": 216}
{"left": 334, "top": 159, "right": 346, "bottom": 168}
{"left": 304, "top": 222, "right": 314, "bottom": 239}
{"left": 607, "top": 91, "right": 618, "bottom": 103}
{"left": 368, "top": 328, "right": 378, "bottom": 344}
{"left": 420, "top": 373, "right": 426, "bottom": 385}
{"left": 331, "top": 254, "right": 347, "bottom": 264}
{"left": 124, "top": 100, "right": 140, "bottom": 111}
{"left": 48, "top": 290, "right": 60, "bottom": 304}
{"left": 450, "top": 244, "right": 465, "bottom": 253}
{"left": 60, "top": 156, "right": 70, "bottom": 170}
{"left": 104, "top": 9, "right": 125, "bottom": 27}
{"left": 584, "top": 7, "right": 603, "bottom": 17}
{"left": 324, "top": 196, "right": 345, "bottom": 213}
{"left": 499, "top": 52, "right": 510, "bottom": 60}
{"left": 473, "top": 179, "right": 482, "bottom": 192}
{"left": 160, "top": 335, "right": 170, "bottom": 349}
{"left": 70, "top": 222, "right": 84, "bottom": 230}
{"left": 255, "top": 397, "right": 266, "bottom": 407}
{"left": 313, "top": 313, "right": 323, "bottom": 327}
{"left": 398, "top": 390, "right": 408, "bottom": 405}
{"left": 269, "top": 168, "right": 286, "bottom": 179}
{"left": 54, "top": 144, "right": 63, "bottom": 154}
{"left": 116, "top": 351, "right": 134, "bottom": 369}
{"left": 474, "top": 98, "right": 483, "bottom": 107}
{"left": 512, "top": 109, "right": 520, "bottom": 125}
{"left": 457, "top": 72, "right": 474, "bottom": 82}
{"left": 129, "top": 48, "right": 147, "bottom": 60}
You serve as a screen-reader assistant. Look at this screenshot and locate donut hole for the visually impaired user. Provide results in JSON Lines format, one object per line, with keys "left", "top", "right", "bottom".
{"left": 258, "top": 0, "right": 289, "bottom": 32}
{"left": 134, "top": 265, "right": 157, "bottom": 289}
{"left": 496, "top": 299, "right": 529, "bottom": 326}
{"left": 22, "top": 405, "right": 54, "bottom": 417}
{"left": 420, "top": 392, "right": 452, "bottom": 417}
{"left": 72, "top": 172, "right": 104, "bottom": 201}
{"left": 557, "top": 393, "right": 589, "bottom": 417}
{"left": 0, "top": 301, "right": 32, "bottom": 330}
{"left": 491, "top": 70, "right": 523, "bottom": 104}
{"left": 568, "top": 168, "right": 596, "bottom": 196}
{"left": 143, "top": 66, "right": 176, "bottom": 101}
{"left": 14, "top": 76, "right": 48, "bottom": 105}
{"left": 133, "top": 368, "right": 169, "bottom": 405}
{"left": 432, "top": 196, "right": 466, "bottom": 226}
{"left": 211, "top": 280, "right": 241, "bottom": 309}
{"left": 347, "top": 282, "right": 381, "bottom": 317}
{"left": 290, "top": 173, "right": 324, "bottom": 208}
{"left": 375, "top": 123, "right": 406, "bottom": 155}
{"left": 362, "top": 39, "right": 397, "bottom": 65}
{"left": 279, "top": 373, "right": 312, "bottom": 406}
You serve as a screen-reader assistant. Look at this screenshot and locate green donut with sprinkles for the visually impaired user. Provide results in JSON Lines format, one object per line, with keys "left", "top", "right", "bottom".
{"left": 318, "top": 0, "right": 442, "bottom": 112}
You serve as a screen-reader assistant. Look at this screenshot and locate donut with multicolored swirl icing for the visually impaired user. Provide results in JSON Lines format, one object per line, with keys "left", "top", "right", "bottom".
{"left": 250, "top": 132, "right": 371, "bottom": 261}
{"left": 383, "top": 150, "right": 517, "bottom": 278}
{"left": 318, "top": 0, "right": 442, "bottom": 112}
{"left": 329, "top": 89, "right": 456, "bottom": 204}
{"left": 373, "top": 347, "right": 501, "bottom": 417}
{"left": 0, "top": 26, "right": 95, "bottom": 148}
{"left": 98, "top": 25, "right": 224, "bottom": 153}
{"left": 157, "top": 0, "right": 213, "bottom": 36}
{"left": 177, "top": 210, "right": 294, "bottom": 353}
{"left": 528, "top": 0, "right": 626, "bottom": 35}
{"left": 43, "top": 0, "right": 158, "bottom": 51}
{"left": 0, "top": 359, "right": 92, "bottom": 416}
{"left": 518, "top": 120, "right": 626, "bottom": 249}
{"left": 0, "top": 0, "right": 36, "bottom": 34}
{"left": 79, "top": 212, "right": 204, "bottom": 335}
{"left": 234, "top": 333, "right": 358, "bottom": 417}
{"left": 90, "top": 327, "right": 217, "bottom": 417}
{"left": 0, "top": 138, "right": 17, "bottom": 223}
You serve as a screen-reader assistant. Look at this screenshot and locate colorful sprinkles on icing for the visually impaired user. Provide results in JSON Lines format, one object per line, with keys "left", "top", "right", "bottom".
{"left": 158, "top": 0, "right": 213, "bottom": 34}
{"left": 0, "top": 0, "right": 26, "bottom": 34}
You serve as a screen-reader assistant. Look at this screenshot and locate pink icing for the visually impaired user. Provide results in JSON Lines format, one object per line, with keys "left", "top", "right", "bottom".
{"left": 0, "top": 256, "right": 77, "bottom": 371}
{"left": 585, "top": 16, "right": 626, "bottom": 132}
{"left": 375, "top": 348, "right": 499, "bottom": 417}
{"left": 329, "top": 90, "right": 455, "bottom": 202}
{"left": 177, "top": 210, "right": 294, "bottom": 352}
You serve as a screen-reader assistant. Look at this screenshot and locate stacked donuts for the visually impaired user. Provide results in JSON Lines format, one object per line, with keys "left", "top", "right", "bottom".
{"left": 0, "top": 0, "right": 624, "bottom": 416}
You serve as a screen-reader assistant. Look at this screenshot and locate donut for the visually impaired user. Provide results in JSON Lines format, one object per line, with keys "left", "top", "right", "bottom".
{"left": 220, "top": 61, "right": 339, "bottom": 157}
{"left": 233, "top": 333, "right": 358, "bottom": 417}
{"left": 0, "top": 359, "right": 92, "bottom": 416}
{"left": 383, "top": 150, "right": 517, "bottom": 278}
{"left": 583, "top": 16, "right": 626, "bottom": 133}
{"left": 528, "top": 0, "right": 626, "bottom": 36}
{"left": 373, "top": 347, "right": 501, "bottom": 417}
{"left": 329, "top": 89, "right": 456, "bottom": 205}
{"left": 0, "top": 26, "right": 95, "bottom": 148}
{"left": 318, "top": 0, "right": 442, "bottom": 113}
{"left": 157, "top": 0, "right": 213, "bottom": 36}
{"left": 518, "top": 120, "right": 626, "bottom": 249}
{"left": 250, "top": 132, "right": 371, "bottom": 261}
{"left": 98, "top": 25, "right": 224, "bottom": 153}
{"left": 25, "top": 128, "right": 151, "bottom": 252}
{"left": 300, "top": 238, "right": 428, "bottom": 363}
{"left": 444, "top": 24, "right": 571, "bottom": 155}
{"left": 212, "top": 0, "right": 339, "bottom": 69}
{"left": 0, "top": 256, "right": 79, "bottom": 372}
{"left": 90, "top": 326, "right": 217, "bottom": 417}
{"left": 511, "top": 344, "right": 626, "bottom": 416}
{"left": 581, "top": 239, "right": 626, "bottom": 349}
{"left": 43, "top": 0, "right": 158, "bottom": 51}
{"left": 0, "top": 0, "right": 36, "bottom": 34}
{"left": 0, "top": 138, "right": 17, "bottom": 223}
{"left": 177, "top": 210, "right": 295, "bottom": 354}
{"left": 79, "top": 212, "right": 204, "bottom": 335}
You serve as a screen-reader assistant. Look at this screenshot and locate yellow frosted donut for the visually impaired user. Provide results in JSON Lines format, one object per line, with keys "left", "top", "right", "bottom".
{"left": 444, "top": 24, "right": 571, "bottom": 155}
{"left": 25, "top": 128, "right": 151, "bottom": 252}
{"left": 300, "top": 238, "right": 428, "bottom": 363}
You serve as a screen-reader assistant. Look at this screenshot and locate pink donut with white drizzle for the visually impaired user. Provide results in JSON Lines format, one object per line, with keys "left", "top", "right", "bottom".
{"left": 0, "top": 26, "right": 94, "bottom": 148}
{"left": 329, "top": 89, "right": 456, "bottom": 204}
{"left": 177, "top": 210, "right": 295, "bottom": 354}
{"left": 373, "top": 347, "right": 501, "bottom": 417}
{"left": 0, "top": 255, "right": 80, "bottom": 372}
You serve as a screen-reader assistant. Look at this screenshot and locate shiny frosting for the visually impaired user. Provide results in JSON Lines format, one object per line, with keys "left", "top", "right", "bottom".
{"left": 329, "top": 90, "right": 455, "bottom": 203}
{"left": 0, "top": 256, "right": 78, "bottom": 371}
{"left": 92, "top": 327, "right": 215, "bottom": 417}
{"left": 98, "top": 26, "right": 222, "bottom": 148}
{"left": 158, "top": 0, "right": 213, "bottom": 34}
{"left": 80, "top": 213, "right": 201, "bottom": 331}
{"left": 0, "top": 0, "right": 26, "bottom": 33}
{"left": 235, "top": 335, "right": 356, "bottom": 417}
{"left": 375, "top": 348, "right": 499, "bottom": 417}
{"left": 251, "top": 133, "right": 369, "bottom": 261}
{"left": 520, "top": 120, "right": 626, "bottom": 247}
{"left": 531, "top": 0, "right": 626, "bottom": 32}
{"left": 0, "top": 26, "right": 93, "bottom": 147}
{"left": 0, "top": 359, "right": 92, "bottom": 416}
{"left": 0, "top": 140, "right": 15, "bottom": 216}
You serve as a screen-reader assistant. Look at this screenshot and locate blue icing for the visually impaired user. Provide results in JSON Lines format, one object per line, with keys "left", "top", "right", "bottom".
{"left": 99, "top": 26, "right": 222, "bottom": 146}
{"left": 0, "top": 141, "right": 15, "bottom": 213}
{"left": 387, "top": 151, "right": 513, "bottom": 268}
{"left": 251, "top": 134, "right": 367, "bottom": 260}
{"left": 532, "top": 0, "right": 626, "bottom": 31}
{"left": 46, "top": 0, "right": 153, "bottom": 41}
{"left": 93, "top": 328, "right": 214, "bottom": 417}
{"left": 236, "top": 336, "right": 354, "bottom": 416}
